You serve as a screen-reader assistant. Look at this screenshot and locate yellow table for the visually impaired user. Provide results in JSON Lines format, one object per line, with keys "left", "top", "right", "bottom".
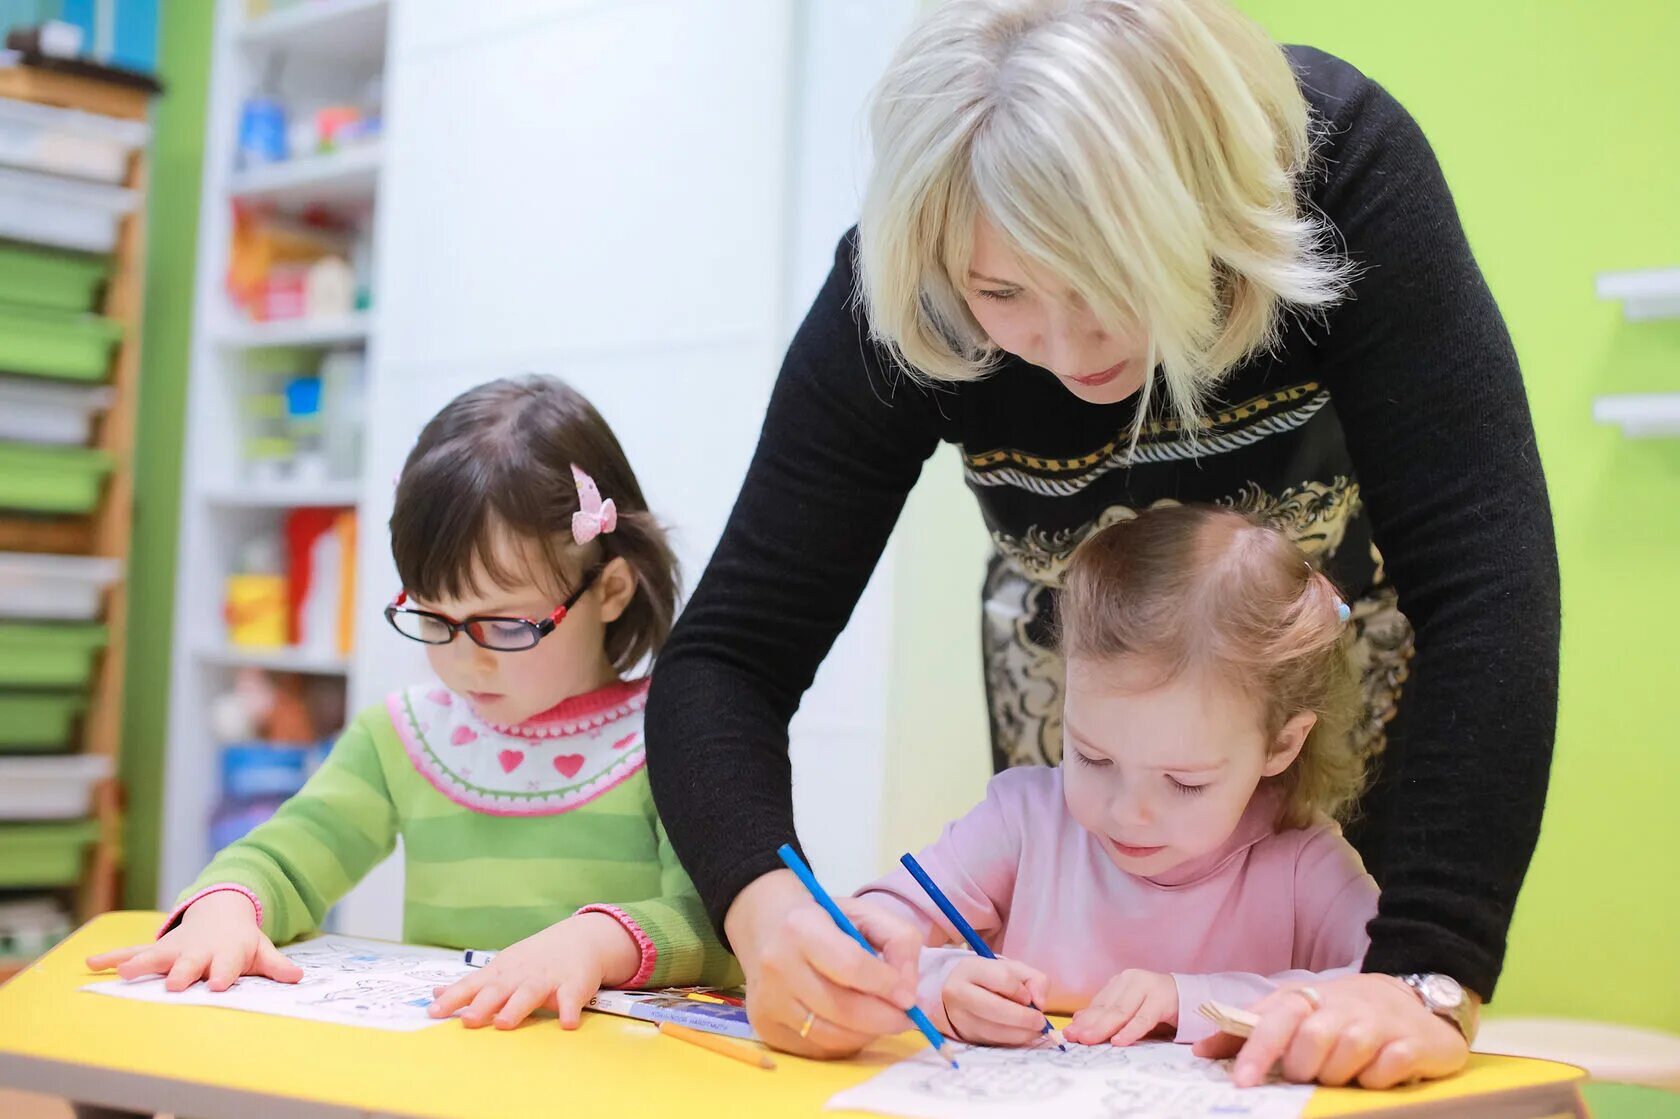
{"left": 0, "top": 914, "right": 1588, "bottom": 1118}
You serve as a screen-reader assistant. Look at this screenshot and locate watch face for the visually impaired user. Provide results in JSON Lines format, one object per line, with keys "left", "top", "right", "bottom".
{"left": 1419, "top": 973, "right": 1465, "bottom": 1010}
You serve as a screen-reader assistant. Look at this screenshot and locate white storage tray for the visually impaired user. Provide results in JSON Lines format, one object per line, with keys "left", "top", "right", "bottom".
{"left": 0, "top": 377, "right": 114, "bottom": 446}
{"left": 0, "top": 753, "right": 111, "bottom": 820}
{"left": 0, "top": 166, "right": 138, "bottom": 253}
{"left": 0, "top": 97, "right": 151, "bottom": 184}
{"left": 0, "top": 552, "right": 124, "bottom": 621}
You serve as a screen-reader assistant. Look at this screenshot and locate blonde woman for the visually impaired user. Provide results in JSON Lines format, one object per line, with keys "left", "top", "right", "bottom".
{"left": 646, "top": 0, "right": 1558, "bottom": 1089}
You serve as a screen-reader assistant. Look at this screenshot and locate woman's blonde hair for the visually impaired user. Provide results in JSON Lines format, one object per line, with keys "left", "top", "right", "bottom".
{"left": 1057, "top": 505, "right": 1366, "bottom": 829}
{"left": 858, "top": 0, "right": 1350, "bottom": 440}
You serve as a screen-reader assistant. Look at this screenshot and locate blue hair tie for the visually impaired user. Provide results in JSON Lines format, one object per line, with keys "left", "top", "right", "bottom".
{"left": 1336, "top": 601, "right": 1351, "bottom": 624}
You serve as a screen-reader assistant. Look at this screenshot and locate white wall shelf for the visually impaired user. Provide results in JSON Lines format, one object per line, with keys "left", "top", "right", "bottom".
{"left": 228, "top": 143, "right": 381, "bottom": 209}
{"left": 197, "top": 646, "right": 351, "bottom": 676}
{"left": 214, "top": 312, "right": 373, "bottom": 350}
{"left": 238, "top": 0, "right": 389, "bottom": 66}
{"left": 1593, "top": 393, "right": 1680, "bottom": 439}
{"left": 1596, "top": 268, "right": 1680, "bottom": 322}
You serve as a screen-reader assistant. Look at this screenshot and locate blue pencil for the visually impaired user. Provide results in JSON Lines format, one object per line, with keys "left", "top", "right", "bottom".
{"left": 776, "top": 844, "right": 960, "bottom": 1070}
{"left": 900, "top": 853, "right": 1067, "bottom": 1050}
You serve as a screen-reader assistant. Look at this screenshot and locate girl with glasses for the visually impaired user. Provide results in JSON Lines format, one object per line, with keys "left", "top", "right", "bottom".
{"left": 89, "top": 375, "right": 739, "bottom": 1033}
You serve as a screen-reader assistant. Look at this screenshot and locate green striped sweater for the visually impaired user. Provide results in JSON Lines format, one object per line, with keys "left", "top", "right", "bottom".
{"left": 175, "top": 678, "right": 739, "bottom": 989}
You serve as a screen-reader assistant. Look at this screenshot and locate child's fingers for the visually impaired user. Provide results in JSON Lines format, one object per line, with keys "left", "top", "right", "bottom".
{"left": 948, "top": 1006, "right": 1042, "bottom": 1048}
{"left": 206, "top": 948, "right": 245, "bottom": 992}
{"left": 1067, "top": 999, "right": 1135, "bottom": 1045}
{"left": 553, "top": 978, "right": 597, "bottom": 1030}
{"left": 969, "top": 959, "right": 1046, "bottom": 1001}
{"left": 1109, "top": 1001, "right": 1165, "bottom": 1047}
{"left": 114, "top": 945, "right": 176, "bottom": 980}
{"left": 458, "top": 982, "right": 512, "bottom": 1028}
{"left": 86, "top": 945, "right": 145, "bottom": 972}
{"left": 427, "top": 973, "right": 486, "bottom": 1018}
{"left": 253, "top": 941, "right": 303, "bottom": 984}
{"left": 1066, "top": 1006, "right": 1119, "bottom": 1044}
{"left": 953, "top": 982, "right": 1049, "bottom": 1033}
{"left": 493, "top": 981, "right": 552, "bottom": 1030}
{"left": 164, "top": 951, "right": 210, "bottom": 992}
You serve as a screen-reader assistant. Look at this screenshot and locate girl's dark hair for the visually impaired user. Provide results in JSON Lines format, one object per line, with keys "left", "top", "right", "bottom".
{"left": 389, "top": 375, "right": 678, "bottom": 673}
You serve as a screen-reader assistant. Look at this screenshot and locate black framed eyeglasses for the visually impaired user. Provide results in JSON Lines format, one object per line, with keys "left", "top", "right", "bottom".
{"left": 384, "top": 568, "right": 601, "bottom": 652}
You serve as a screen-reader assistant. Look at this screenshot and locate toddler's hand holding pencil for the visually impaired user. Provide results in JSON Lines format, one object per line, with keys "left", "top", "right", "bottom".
{"left": 939, "top": 956, "right": 1053, "bottom": 1047}
{"left": 85, "top": 890, "right": 302, "bottom": 992}
{"left": 428, "top": 912, "right": 640, "bottom": 1030}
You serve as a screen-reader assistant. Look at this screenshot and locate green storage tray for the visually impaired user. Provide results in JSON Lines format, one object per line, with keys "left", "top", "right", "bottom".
{"left": 0, "top": 623, "right": 107, "bottom": 689}
{"left": 0, "top": 443, "right": 113, "bottom": 513}
{"left": 0, "top": 243, "right": 109, "bottom": 312}
{"left": 0, "top": 302, "right": 123, "bottom": 382}
{"left": 0, "top": 693, "right": 87, "bottom": 751}
{"left": 0, "top": 820, "right": 99, "bottom": 887}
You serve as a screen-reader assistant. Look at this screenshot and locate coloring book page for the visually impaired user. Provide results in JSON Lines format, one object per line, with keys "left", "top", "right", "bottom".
{"left": 828, "top": 1040, "right": 1312, "bottom": 1119}
{"left": 82, "top": 935, "right": 473, "bottom": 1032}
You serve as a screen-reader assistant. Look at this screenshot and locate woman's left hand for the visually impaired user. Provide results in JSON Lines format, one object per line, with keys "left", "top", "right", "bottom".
{"left": 428, "top": 913, "right": 639, "bottom": 1030}
{"left": 1194, "top": 974, "right": 1470, "bottom": 1089}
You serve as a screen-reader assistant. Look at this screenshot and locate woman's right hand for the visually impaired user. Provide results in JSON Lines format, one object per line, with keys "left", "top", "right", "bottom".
{"left": 85, "top": 891, "right": 303, "bottom": 992}
{"left": 727, "top": 869, "right": 924, "bottom": 1059}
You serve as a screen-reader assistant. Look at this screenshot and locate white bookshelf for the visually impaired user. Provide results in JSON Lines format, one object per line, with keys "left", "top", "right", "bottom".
{"left": 160, "top": 0, "right": 389, "bottom": 904}
{"left": 227, "top": 142, "right": 382, "bottom": 208}
{"left": 196, "top": 646, "right": 352, "bottom": 675}
{"left": 214, "top": 312, "right": 374, "bottom": 350}
{"left": 237, "top": 0, "right": 389, "bottom": 64}
{"left": 203, "top": 481, "right": 363, "bottom": 508}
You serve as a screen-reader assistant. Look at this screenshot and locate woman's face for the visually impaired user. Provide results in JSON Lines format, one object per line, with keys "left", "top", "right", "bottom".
{"left": 962, "top": 215, "right": 1149, "bottom": 405}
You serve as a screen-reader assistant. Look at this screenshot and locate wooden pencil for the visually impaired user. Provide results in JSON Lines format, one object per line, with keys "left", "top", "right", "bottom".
{"left": 658, "top": 1021, "right": 777, "bottom": 1070}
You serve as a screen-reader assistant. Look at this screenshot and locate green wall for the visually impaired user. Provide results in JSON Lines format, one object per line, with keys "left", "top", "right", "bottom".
{"left": 121, "top": 0, "right": 209, "bottom": 908}
{"left": 1236, "top": 1, "right": 1680, "bottom": 1032}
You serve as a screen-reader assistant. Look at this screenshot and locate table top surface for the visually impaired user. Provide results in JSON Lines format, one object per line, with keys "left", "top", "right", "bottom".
{"left": 0, "top": 912, "right": 1587, "bottom": 1119}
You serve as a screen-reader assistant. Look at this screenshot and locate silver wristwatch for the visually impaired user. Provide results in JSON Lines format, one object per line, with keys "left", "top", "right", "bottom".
{"left": 1398, "top": 973, "right": 1478, "bottom": 1043}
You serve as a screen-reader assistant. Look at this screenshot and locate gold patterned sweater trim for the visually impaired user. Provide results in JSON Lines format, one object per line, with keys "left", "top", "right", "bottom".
{"left": 963, "top": 382, "right": 1323, "bottom": 474}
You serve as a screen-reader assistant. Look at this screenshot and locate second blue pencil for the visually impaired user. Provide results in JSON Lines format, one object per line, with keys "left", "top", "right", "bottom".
{"left": 899, "top": 852, "right": 1067, "bottom": 1050}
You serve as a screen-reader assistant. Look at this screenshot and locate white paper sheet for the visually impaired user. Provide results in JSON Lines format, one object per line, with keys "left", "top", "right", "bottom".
{"left": 828, "top": 1039, "right": 1312, "bottom": 1119}
{"left": 82, "top": 934, "right": 473, "bottom": 1032}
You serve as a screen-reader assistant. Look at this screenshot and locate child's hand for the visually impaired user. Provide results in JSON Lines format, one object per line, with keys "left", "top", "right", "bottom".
{"left": 84, "top": 891, "right": 302, "bottom": 992}
{"left": 940, "top": 956, "right": 1052, "bottom": 1047}
{"left": 428, "top": 912, "right": 639, "bottom": 1030}
{"left": 1066, "top": 969, "right": 1179, "bottom": 1046}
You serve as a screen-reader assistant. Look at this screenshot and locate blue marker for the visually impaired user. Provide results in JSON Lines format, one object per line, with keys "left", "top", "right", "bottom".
{"left": 901, "top": 853, "right": 1067, "bottom": 1050}
{"left": 462, "top": 949, "right": 497, "bottom": 968}
{"left": 776, "top": 844, "right": 960, "bottom": 1069}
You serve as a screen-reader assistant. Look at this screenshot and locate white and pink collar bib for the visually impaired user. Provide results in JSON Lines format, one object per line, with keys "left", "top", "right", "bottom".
{"left": 386, "top": 679, "right": 648, "bottom": 816}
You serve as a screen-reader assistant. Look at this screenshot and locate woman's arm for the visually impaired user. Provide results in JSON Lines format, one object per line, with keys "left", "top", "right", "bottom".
{"left": 1305, "top": 56, "right": 1561, "bottom": 999}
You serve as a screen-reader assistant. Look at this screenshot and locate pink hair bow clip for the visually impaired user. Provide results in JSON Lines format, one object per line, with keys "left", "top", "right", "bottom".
{"left": 571, "top": 464, "right": 618, "bottom": 544}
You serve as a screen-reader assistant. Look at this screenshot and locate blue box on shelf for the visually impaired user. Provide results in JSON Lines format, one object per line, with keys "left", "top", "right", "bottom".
{"left": 219, "top": 740, "right": 330, "bottom": 802}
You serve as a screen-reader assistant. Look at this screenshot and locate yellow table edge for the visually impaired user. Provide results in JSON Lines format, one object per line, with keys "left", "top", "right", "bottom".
{"left": 0, "top": 913, "right": 1589, "bottom": 1119}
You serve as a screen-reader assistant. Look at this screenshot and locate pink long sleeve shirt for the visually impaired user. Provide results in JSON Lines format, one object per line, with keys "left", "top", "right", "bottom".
{"left": 857, "top": 766, "right": 1379, "bottom": 1043}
